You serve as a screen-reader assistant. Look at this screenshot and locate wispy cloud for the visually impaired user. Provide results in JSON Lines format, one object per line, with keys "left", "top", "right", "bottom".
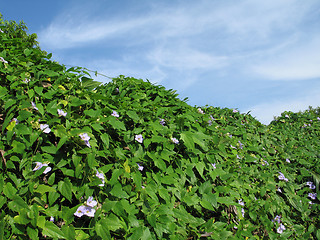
{"left": 37, "top": 0, "right": 320, "bottom": 123}
{"left": 247, "top": 91, "right": 320, "bottom": 124}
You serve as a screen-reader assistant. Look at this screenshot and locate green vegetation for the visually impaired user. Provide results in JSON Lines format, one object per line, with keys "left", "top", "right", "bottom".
{"left": 0, "top": 15, "right": 319, "bottom": 239}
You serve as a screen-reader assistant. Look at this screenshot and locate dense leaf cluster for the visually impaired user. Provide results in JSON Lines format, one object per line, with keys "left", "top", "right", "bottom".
{"left": 0, "top": 15, "right": 319, "bottom": 239}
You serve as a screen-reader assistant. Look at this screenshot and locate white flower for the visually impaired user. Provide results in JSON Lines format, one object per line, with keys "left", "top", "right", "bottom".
{"left": 111, "top": 111, "right": 119, "bottom": 117}
{"left": 238, "top": 199, "right": 245, "bottom": 206}
{"left": 0, "top": 57, "right": 8, "bottom": 63}
{"left": 277, "top": 223, "right": 286, "bottom": 234}
{"left": 57, "top": 109, "right": 67, "bottom": 117}
{"left": 40, "top": 124, "right": 51, "bottom": 134}
{"left": 171, "top": 137, "right": 179, "bottom": 144}
{"left": 31, "top": 102, "right": 38, "bottom": 110}
{"left": 74, "top": 205, "right": 86, "bottom": 217}
{"left": 83, "top": 206, "right": 96, "bottom": 217}
{"left": 50, "top": 216, "right": 54, "bottom": 222}
{"left": 197, "top": 108, "right": 204, "bottom": 114}
{"left": 86, "top": 196, "right": 97, "bottom": 208}
{"left": 135, "top": 134, "right": 143, "bottom": 143}
{"left": 211, "top": 163, "right": 216, "bottom": 169}
{"left": 33, "top": 162, "right": 51, "bottom": 174}
{"left": 0, "top": 29, "right": 3, "bottom": 33}
{"left": 79, "top": 133, "right": 91, "bottom": 148}
{"left": 137, "top": 163, "right": 144, "bottom": 171}
{"left": 96, "top": 170, "right": 105, "bottom": 186}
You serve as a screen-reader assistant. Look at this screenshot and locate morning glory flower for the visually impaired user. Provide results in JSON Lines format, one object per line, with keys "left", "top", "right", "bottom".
{"left": 96, "top": 170, "right": 105, "bottom": 186}
{"left": 137, "top": 163, "right": 144, "bottom": 171}
{"left": 273, "top": 215, "right": 281, "bottom": 223}
{"left": 241, "top": 208, "right": 245, "bottom": 217}
{"left": 238, "top": 141, "right": 244, "bottom": 149}
{"left": 111, "top": 110, "right": 119, "bottom": 117}
{"left": 135, "top": 134, "right": 143, "bottom": 143}
{"left": 308, "top": 192, "right": 317, "bottom": 200}
{"left": 171, "top": 137, "right": 179, "bottom": 144}
{"left": 238, "top": 199, "right": 245, "bottom": 206}
{"left": 31, "top": 102, "right": 38, "bottom": 111}
{"left": 79, "top": 133, "right": 91, "bottom": 148}
{"left": 40, "top": 124, "right": 51, "bottom": 134}
{"left": 197, "top": 108, "right": 204, "bottom": 114}
{"left": 86, "top": 196, "right": 97, "bottom": 208}
{"left": 74, "top": 205, "right": 87, "bottom": 217}
{"left": 57, "top": 109, "right": 67, "bottom": 117}
{"left": 33, "top": 162, "right": 51, "bottom": 174}
{"left": 277, "top": 223, "right": 286, "bottom": 234}
{"left": 159, "top": 118, "right": 166, "bottom": 126}
{"left": 278, "top": 172, "right": 288, "bottom": 182}
{"left": 306, "top": 182, "right": 316, "bottom": 190}
{"left": 0, "top": 57, "right": 8, "bottom": 63}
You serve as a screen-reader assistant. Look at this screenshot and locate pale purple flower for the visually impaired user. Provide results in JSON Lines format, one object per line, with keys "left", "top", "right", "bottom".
{"left": 278, "top": 172, "right": 288, "bottom": 182}
{"left": 79, "top": 133, "right": 91, "bottom": 148}
{"left": 277, "top": 187, "right": 282, "bottom": 193}
{"left": 111, "top": 110, "right": 119, "bottom": 118}
{"left": 306, "top": 182, "right": 316, "bottom": 190}
{"left": 308, "top": 192, "right": 317, "bottom": 200}
{"left": 11, "top": 118, "right": 19, "bottom": 125}
{"left": 233, "top": 109, "right": 238, "bottom": 113}
{"left": 285, "top": 158, "right": 290, "bottom": 163}
{"left": 74, "top": 205, "right": 96, "bottom": 218}
{"left": 137, "top": 163, "right": 144, "bottom": 171}
{"left": 317, "top": 117, "right": 320, "bottom": 121}
{"left": 273, "top": 215, "right": 281, "bottom": 223}
{"left": 238, "top": 141, "right": 244, "bottom": 149}
{"left": 96, "top": 170, "right": 105, "bottom": 187}
{"left": 230, "top": 145, "right": 237, "bottom": 149}
{"left": 171, "top": 137, "right": 179, "bottom": 144}
{"left": 86, "top": 196, "right": 97, "bottom": 208}
{"left": 0, "top": 29, "right": 3, "bottom": 33}
{"left": 262, "top": 160, "right": 269, "bottom": 166}
{"left": 277, "top": 223, "right": 286, "bottom": 234}
{"left": 236, "top": 155, "right": 241, "bottom": 159}
{"left": 57, "top": 109, "right": 67, "bottom": 117}
{"left": 24, "top": 78, "right": 30, "bottom": 83}
{"left": 211, "top": 163, "right": 216, "bottom": 169}
{"left": 74, "top": 205, "right": 87, "bottom": 217}
{"left": 40, "top": 124, "right": 51, "bottom": 134}
{"left": 33, "top": 162, "right": 51, "bottom": 174}
{"left": 0, "top": 57, "right": 7, "bottom": 63}
{"left": 141, "top": 185, "right": 145, "bottom": 189}
{"left": 238, "top": 199, "right": 245, "bottom": 206}
{"left": 50, "top": 216, "right": 54, "bottom": 222}
{"left": 135, "top": 134, "right": 143, "bottom": 143}
{"left": 159, "top": 118, "right": 166, "bottom": 126}
{"left": 197, "top": 108, "right": 204, "bottom": 114}
{"left": 241, "top": 208, "right": 245, "bottom": 217}
{"left": 285, "top": 114, "right": 289, "bottom": 118}
{"left": 31, "top": 102, "right": 38, "bottom": 110}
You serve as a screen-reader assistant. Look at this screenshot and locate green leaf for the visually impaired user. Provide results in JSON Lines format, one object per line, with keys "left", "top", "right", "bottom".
{"left": 42, "top": 221, "right": 66, "bottom": 239}
{"left": 95, "top": 222, "right": 111, "bottom": 240}
{"left": 110, "top": 183, "right": 129, "bottom": 198}
{"left": 108, "top": 117, "right": 126, "bottom": 131}
{"left": 34, "top": 185, "right": 56, "bottom": 194}
{"left": 180, "top": 132, "right": 194, "bottom": 149}
{"left": 100, "top": 133, "right": 110, "bottom": 149}
{"left": 58, "top": 179, "right": 73, "bottom": 202}
{"left": 61, "top": 225, "right": 76, "bottom": 240}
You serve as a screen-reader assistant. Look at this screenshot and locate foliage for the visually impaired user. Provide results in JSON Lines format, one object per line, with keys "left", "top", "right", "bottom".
{"left": 0, "top": 15, "right": 319, "bottom": 239}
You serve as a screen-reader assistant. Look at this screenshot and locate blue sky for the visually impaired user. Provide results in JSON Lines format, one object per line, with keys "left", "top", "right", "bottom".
{"left": 2, "top": 0, "right": 320, "bottom": 124}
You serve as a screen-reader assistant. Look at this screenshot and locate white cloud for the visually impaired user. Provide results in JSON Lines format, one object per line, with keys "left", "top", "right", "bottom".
{"left": 247, "top": 91, "right": 320, "bottom": 124}
{"left": 251, "top": 36, "right": 320, "bottom": 80}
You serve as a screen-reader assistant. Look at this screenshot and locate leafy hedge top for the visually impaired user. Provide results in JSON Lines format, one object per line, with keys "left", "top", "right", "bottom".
{"left": 0, "top": 15, "right": 320, "bottom": 239}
